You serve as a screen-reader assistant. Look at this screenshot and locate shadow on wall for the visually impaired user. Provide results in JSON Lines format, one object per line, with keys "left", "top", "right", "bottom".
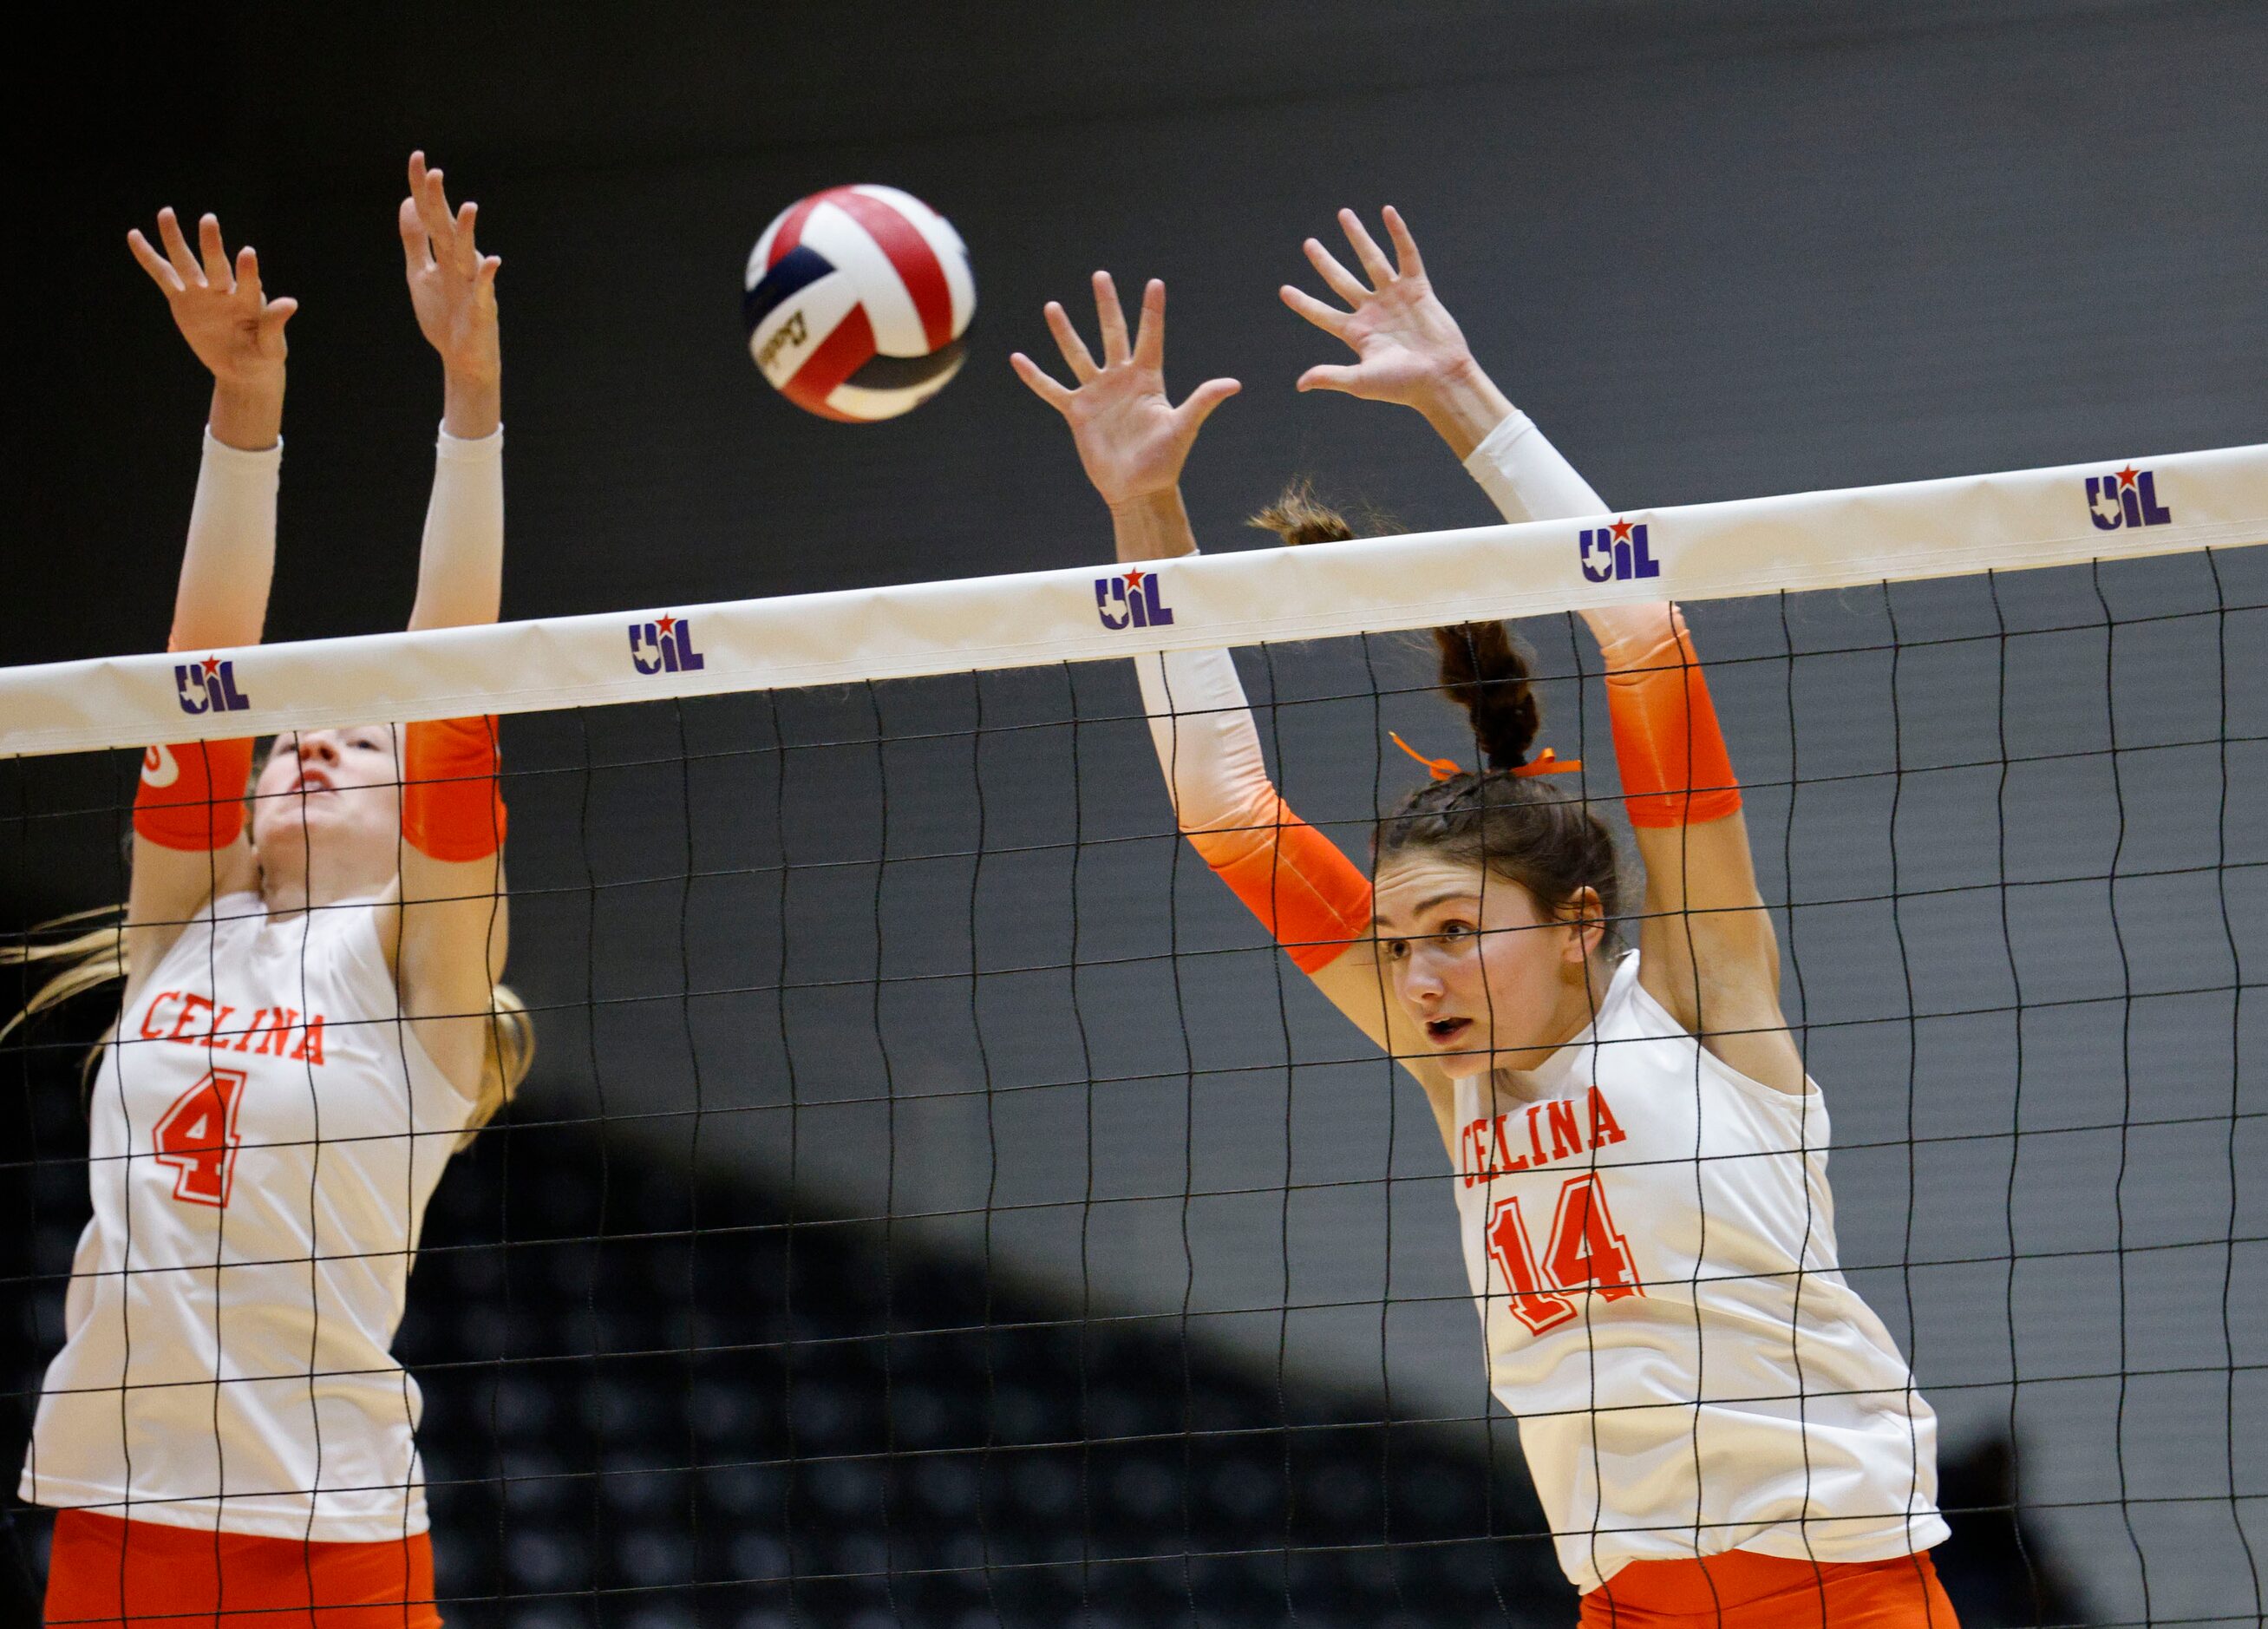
{"left": 1934, "top": 1436, "right": 2090, "bottom": 1629}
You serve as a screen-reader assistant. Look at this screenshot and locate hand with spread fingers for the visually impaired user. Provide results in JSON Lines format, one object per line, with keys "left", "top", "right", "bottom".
{"left": 127, "top": 209, "right": 297, "bottom": 448}
{"left": 1011, "top": 272, "right": 1240, "bottom": 518}
{"left": 399, "top": 151, "right": 502, "bottom": 436}
{"left": 1280, "top": 206, "right": 1513, "bottom": 460}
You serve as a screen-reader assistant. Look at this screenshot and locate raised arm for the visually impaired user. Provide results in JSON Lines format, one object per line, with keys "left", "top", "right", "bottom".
{"left": 385, "top": 153, "right": 511, "bottom": 1102}
{"left": 400, "top": 149, "right": 503, "bottom": 631}
{"left": 1284, "top": 208, "right": 1801, "bottom": 1091}
{"left": 1011, "top": 276, "right": 1389, "bottom": 1043}
{"left": 121, "top": 209, "right": 296, "bottom": 991}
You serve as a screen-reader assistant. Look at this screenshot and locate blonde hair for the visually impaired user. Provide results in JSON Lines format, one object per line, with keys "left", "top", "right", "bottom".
{"left": 3, "top": 906, "right": 533, "bottom": 1150}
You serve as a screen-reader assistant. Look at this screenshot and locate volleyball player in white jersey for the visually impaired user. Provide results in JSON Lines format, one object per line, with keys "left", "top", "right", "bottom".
{"left": 8, "top": 154, "right": 523, "bottom": 1629}
{"left": 1012, "top": 212, "right": 1958, "bottom": 1627}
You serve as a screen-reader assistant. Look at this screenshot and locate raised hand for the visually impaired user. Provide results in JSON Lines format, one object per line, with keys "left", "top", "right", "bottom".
{"left": 399, "top": 152, "right": 501, "bottom": 435}
{"left": 1280, "top": 207, "right": 1511, "bottom": 458}
{"left": 127, "top": 209, "right": 297, "bottom": 445}
{"left": 1011, "top": 272, "right": 1239, "bottom": 512}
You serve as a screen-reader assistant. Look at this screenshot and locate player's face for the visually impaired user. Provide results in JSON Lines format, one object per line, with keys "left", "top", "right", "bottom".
{"left": 251, "top": 726, "right": 403, "bottom": 873}
{"left": 1372, "top": 854, "right": 1596, "bottom": 1080}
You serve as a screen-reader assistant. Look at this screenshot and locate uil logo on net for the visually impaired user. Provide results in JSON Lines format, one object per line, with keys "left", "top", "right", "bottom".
{"left": 1095, "top": 566, "right": 1175, "bottom": 630}
{"left": 1579, "top": 518, "right": 1659, "bottom": 584}
{"left": 173, "top": 656, "right": 252, "bottom": 716}
{"left": 629, "top": 615, "right": 706, "bottom": 675}
{"left": 2085, "top": 465, "right": 2173, "bottom": 531}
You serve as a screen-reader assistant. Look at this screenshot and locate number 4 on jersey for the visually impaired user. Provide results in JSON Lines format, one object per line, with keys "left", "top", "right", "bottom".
{"left": 1486, "top": 1174, "right": 1643, "bottom": 1335}
{"left": 153, "top": 1068, "right": 248, "bottom": 1207}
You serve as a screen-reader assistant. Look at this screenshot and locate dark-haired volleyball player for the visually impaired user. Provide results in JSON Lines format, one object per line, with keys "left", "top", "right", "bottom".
{"left": 8, "top": 155, "right": 527, "bottom": 1629}
{"left": 1010, "top": 213, "right": 1957, "bottom": 1627}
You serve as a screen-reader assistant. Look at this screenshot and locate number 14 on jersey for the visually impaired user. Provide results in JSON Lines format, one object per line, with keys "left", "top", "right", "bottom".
{"left": 1487, "top": 1174, "right": 1644, "bottom": 1335}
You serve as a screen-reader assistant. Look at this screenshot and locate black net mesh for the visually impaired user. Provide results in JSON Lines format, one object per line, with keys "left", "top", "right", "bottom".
{"left": 5, "top": 547, "right": 2265, "bottom": 1627}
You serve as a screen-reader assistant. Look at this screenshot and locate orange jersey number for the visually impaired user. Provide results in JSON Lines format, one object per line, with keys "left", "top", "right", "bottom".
{"left": 152, "top": 1068, "right": 247, "bottom": 1207}
{"left": 1486, "top": 1174, "right": 1644, "bottom": 1335}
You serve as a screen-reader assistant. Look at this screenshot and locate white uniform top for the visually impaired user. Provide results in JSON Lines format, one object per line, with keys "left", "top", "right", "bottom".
{"left": 20, "top": 892, "right": 476, "bottom": 1541}
{"left": 1451, "top": 952, "right": 1946, "bottom": 1592}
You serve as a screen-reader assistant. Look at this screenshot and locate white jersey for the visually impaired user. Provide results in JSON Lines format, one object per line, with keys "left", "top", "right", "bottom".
{"left": 1450, "top": 952, "right": 1946, "bottom": 1592}
{"left": 21, "top": 892, "right": 476, "bottom": 1541}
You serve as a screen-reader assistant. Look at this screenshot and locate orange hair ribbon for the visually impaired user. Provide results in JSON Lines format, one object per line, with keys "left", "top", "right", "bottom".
{"left": 1389, "top": 732, "right": 1581, "bottom": 781}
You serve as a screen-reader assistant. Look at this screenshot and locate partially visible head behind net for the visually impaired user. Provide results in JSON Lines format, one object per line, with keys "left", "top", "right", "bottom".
{"left": 1252, "top": 482, "right": 1624, "bottom": 946}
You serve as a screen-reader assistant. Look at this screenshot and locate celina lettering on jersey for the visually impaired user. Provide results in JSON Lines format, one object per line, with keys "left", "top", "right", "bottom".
{"left": 630, "top": 614, "right": 706, "bottom": 674}
{"left": 1579, "top": 518, "right": 1658, "bottom": 584}
{"left": 135, "top": 990, "right": 328, "bottom": 1065}
{"left": 2086, "top": 464, "right": 2173, "bottom": 531}
{"left": 1096, "top": 566, "right": 1174, "bottom": 630}
{"left": 173, "top": 655, "right": 252, "bottom": 716}
{"left": 1458, "top": 1085, "right": 1627, "bottom": 1184}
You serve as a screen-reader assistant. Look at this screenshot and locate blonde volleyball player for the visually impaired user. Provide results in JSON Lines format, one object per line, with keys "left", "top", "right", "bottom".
{"left": 10, "top": 154, "right": 524, "bottom": 1629}
{"left": 1010, "top": 213, "right": 1958, "bottom": 1628}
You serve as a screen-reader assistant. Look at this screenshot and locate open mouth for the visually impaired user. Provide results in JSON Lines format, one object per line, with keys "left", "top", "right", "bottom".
{"left": 291, "top": 770, "right": 336, "bottom": 796}
{"left": 1425, "top": 1017, "right": 1473, "bottom": 1046}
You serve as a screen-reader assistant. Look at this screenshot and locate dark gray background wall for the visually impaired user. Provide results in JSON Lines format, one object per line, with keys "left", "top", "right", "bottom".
{"left": 5, "top": 3, "right": 2265, "bottom": 1622}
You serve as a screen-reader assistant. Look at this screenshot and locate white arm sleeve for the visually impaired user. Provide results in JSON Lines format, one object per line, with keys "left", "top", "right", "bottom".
{"left": 171, "top": 430, "right": 282, "bottom": 648}
{"left": 409, "top": 425, "right": 505, "bottom": 630}
{"left": 1465, "top": 407, "right": 1667, "bottom": 654}
{"left": 1132, "top": 644, "right": 1277, "bottom": 834}
{"left": 1462, "top": 408, "right": 1606, "bottom": 522}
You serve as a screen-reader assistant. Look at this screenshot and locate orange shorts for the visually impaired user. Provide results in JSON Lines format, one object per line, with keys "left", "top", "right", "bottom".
{"left": 1580, "top": 1548, "right": 1958, "bottom": 1628}
{"left": 43, "top": 1509, "right": 441, "bottom": 1629}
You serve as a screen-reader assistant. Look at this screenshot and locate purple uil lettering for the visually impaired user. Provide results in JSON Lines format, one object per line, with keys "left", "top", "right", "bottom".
{"left": 1096, "top": 568, "right": 1173, "bottom": 631}
{"left": 2088, "top": 466, "right": 2173, "bottom": 532}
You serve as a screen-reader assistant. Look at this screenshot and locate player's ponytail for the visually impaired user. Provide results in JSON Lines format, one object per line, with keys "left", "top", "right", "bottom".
{"left": 1433, "top": 620, "right": 1541, "bottom": 772}
{"left": 1247, "top": 481, "right": 1366, "bottom": 548}
{"left": 0, "top": 909, "right": 130, "bottom": 1064}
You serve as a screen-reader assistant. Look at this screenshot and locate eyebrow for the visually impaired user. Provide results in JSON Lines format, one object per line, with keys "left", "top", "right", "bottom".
{"left": 1372, "top": 890, "right": 1479, "bottom": 931}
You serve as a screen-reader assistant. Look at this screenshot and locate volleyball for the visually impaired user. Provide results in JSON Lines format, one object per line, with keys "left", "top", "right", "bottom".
{"left": 742, "top": 184, "right": 975, "bottom": 422}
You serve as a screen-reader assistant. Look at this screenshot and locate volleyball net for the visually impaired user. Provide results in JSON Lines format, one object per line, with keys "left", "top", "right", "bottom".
{"left": 3, "top": 444, "right": 2265, "bottom": 1627}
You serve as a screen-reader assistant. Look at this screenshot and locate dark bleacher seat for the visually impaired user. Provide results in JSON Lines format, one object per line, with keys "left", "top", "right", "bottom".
{"left": 397, "top": 1119, "right": 1568, "bottom": 1627}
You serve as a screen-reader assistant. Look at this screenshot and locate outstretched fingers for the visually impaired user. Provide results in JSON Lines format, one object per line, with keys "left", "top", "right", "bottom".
{"left": 1009, "top": 350, "right": 1075, "bottom": 412}
{"left": 1173, "top": 376, "right": 1241, "bottom": 434}
{"left": 398, "top": 195, "right": 432, "bottom": 275}
{"left": 1130, "top": 278, "right": 1167, "bottom": 371}
{"left": 1380, "top": 205, "right": 1426, "bottom": 280}
{"left": 1042, "top": 299, "right": 1099, "bottom": 383}
{"left": 1295, "top": 363, "right": 1360, "bottom": 396}
{"left": 451, "top": 200, "right": 481, "bottom": 276}
{"left": 127, "top": 226, "right": 182, "bottom": 292}
{"left": 195, "top": 214, "right": 232, "bottom": 290}
{"left": 258, "top": 295, "right": 300, "bottom": 342}
{"left": 233, "top": 245, "right": 264, "bottom": 307}
{"left": 1279, "top": 283, "right": 1350, "bottom": 337}
{"left": 1337, "top": 207, "right": 1395, "bottom": 286}
{"left": 156, "top": 208, "right": 204, "bottom": 286}
{"left": 1090, "top": 270, "right": 1132, "bottom": 367}
{"left": 1303, "top": 236, "right": 1369, "bottom": 305}
{"left": 412, "top": 158, "right": 461, "bottom": 269}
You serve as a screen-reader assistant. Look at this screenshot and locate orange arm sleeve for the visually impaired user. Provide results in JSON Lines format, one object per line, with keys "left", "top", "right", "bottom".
{"left": 1600, "top": 606, "right": 1742, "bottom": 829}
{"left": 134, "top": 739, "right": 255, "bottom": 851}
{"left": 402, "top": 716, "right": 508, "bottom": 862}
{"left": 1186, "top": 794, "right": 1374, "bottom": 974}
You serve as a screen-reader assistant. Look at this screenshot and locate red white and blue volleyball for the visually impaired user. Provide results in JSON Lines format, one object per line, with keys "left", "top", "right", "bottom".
{"left": 743, "top": 186, "right": 975, "bottom": 422}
